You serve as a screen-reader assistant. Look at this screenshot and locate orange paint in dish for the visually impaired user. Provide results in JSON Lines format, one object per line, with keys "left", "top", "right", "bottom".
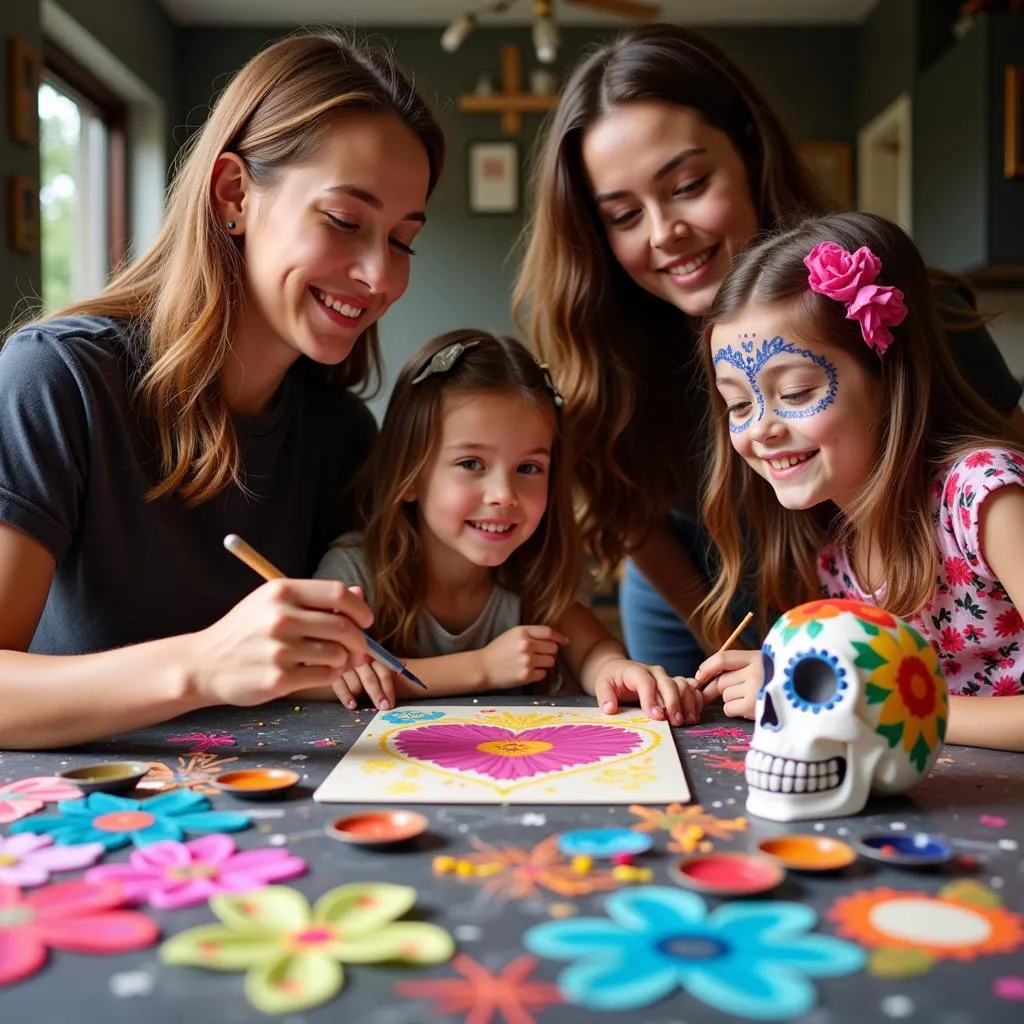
{"left": 216, "top": 769, "right": 300, "bottom": 793}
{"left": 758, "top": 834, "right": 856, "bottom": 871}
{"left": 328, "top": 811, "right": 428, "bottom": 845}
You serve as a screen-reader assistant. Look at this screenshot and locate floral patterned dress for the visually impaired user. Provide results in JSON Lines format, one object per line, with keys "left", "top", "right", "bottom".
{"left": 818, "top": 447, "right": 1024, "bottom": 696}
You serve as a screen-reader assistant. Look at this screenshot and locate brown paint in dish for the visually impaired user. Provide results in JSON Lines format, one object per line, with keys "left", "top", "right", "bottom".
{"left": 328, "top": 810, "right": 428, "bottom": 844}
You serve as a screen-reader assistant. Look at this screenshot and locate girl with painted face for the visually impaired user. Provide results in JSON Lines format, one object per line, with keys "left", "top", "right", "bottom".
{"left": 515, "top": 24, "right": 1024, "bottom": 681}
{"left": 315, "top": 330, "right": 703, "bottom": 726}
{"left": 698, "top": 211, "right": 1024, "bottom": 753}
{"left": 0, "top": 34, "right": 444, "bottom": 748}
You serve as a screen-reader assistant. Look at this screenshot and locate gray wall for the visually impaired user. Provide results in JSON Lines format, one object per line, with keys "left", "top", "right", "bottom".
{"left": 176, "top": 23, "right": 855, "bottom": 413}
{"left": 1, "top": 0, "right": 43, "bottom": 327}
{"left": 855, "top": 0, "right": 916, "bottom": 129}
{"left": 0, "top": 0, "right": 176, "bottom": 326}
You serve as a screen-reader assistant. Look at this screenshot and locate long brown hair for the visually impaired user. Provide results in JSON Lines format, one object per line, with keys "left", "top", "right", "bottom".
{"left": 360, "top": 330, "right": 580, "bottom": 656}
{"left": 699, "top": 211, "right": 1024, "bottom": 644}
{"left": 45, "top": 32, "right": 444, "bottom": 505}
{"left": 513, "top": 23, "right": 828, "bottom": 574}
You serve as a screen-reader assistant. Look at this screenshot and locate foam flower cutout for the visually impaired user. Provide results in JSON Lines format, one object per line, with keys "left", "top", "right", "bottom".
{"left": 0, "top": 834, "right": 104, "bottom": 888}
{"left": 9, "top": 789, "right": 249, "bottom": 851}
{"left": 85, "top": 834, "right": 306, "bottom": 909}
{"left": 0, "top": 879, "right": 159, "bottom": 987}
{"left": 161, "top": 882, "right": 455, "bottom": 1015}
{"left": 805, "top": 242, "right": 881, "bottom": 302}
{"left": 0, "top": 776, "right": 82, "bottom": 824}
{"left": 525, "top": 886, "right": 865, "bottom": 1017}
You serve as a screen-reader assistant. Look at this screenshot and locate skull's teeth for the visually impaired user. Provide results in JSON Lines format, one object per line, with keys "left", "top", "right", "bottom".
{"left": 744, "top": 751, "right": 846, "bottom": 793}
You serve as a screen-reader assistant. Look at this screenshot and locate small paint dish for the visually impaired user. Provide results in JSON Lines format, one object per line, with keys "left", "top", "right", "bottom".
{"left": 855, "top": 831, "right": 955, "bottom": 867}
{"left": 757, "top": 834, "right": 857, "bottom": 872}
{"left": 57, "top": 761, "right": 152, "bottom": 795}
{"left": 556, "top": 829, "right": 654, "bottom": 859}
{"left": 326, "top": 810, "right": 429, "bottom": 846}
{"left": 213, "top": 768, "right": 301, "bottom": 800}
{"left": 670, "top": 852, "right": 785, "bottom": 897}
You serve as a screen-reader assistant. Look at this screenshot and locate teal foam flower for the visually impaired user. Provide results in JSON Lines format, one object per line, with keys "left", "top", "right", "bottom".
{"left": 524, "top": 886, "right": 865, "bottom": 1019}
{"left": 10, "top": 790, "right": 248, "bottom": 851}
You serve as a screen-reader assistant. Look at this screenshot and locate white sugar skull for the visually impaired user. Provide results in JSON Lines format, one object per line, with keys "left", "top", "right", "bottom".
{"left": 746, "top": 598, "right": 949, "bottom": 821}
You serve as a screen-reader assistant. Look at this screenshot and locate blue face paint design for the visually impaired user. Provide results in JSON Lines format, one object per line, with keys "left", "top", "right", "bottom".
{"left": 713, "top": 334, "right": 838, "bottom": 433}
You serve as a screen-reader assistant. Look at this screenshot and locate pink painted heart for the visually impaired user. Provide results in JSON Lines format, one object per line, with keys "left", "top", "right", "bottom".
{"left": 391, "top": 723, "right": 644, "bottom": 782}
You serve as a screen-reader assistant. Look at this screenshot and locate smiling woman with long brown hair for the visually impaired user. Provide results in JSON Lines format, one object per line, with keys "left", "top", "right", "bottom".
{"left": 515, "top": 23, "right": 1023, "bottom": 679}
{"left": 0, "top": 32, "right": 444, "bottom": 748}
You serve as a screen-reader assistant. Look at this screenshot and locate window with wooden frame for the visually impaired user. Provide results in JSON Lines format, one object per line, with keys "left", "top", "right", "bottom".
{"left": 39, "top": 42, "right": 127, "bottom": 309}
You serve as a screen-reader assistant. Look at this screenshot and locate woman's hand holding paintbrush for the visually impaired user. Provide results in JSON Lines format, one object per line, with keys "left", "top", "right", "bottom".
{"left": 223, "top": 534, "right": 426, "bottom": 712}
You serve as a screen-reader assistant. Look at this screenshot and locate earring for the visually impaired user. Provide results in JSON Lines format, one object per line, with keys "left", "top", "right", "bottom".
{"left": 226, "top": 220, "right": 236, "bottom": 230}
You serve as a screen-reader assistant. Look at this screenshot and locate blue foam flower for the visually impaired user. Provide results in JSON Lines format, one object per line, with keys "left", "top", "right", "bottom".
{"left": 10, "top": 790, "right": 249, "bottom": 851}
{"left": 524, "top": 886, "right": 865, "bottom": 1019}
{"left": 379, "top": 709, "right": 446, "bottom": 724}
{"left": 556, "top": 829, "right": 653, "bottom": 859}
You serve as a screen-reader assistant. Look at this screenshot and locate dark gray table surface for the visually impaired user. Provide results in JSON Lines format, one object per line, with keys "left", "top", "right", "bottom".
{"left": 0, "top": 694, "right": 1021, "bottom": 1023}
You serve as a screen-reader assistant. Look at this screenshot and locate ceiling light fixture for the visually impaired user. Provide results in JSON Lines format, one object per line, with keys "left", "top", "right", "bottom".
{"left": 441, "top": 0, "right": 520, "bottom": 55}
{"left": 531, "top": 0, "right": 559, "bottom": 64}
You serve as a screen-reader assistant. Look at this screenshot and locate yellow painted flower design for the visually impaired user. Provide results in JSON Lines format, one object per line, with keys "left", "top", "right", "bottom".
{"left": 852, "top": 621, "right": 948, "bottom": 772}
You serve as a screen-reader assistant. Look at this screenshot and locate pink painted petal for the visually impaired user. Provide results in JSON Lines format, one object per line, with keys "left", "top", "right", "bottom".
{"left": 0, "top": 798, "right": 43, "bottom": 825}
{"left": 218, "top": 856, "right": 306, "bottom": 890}
{"left": 0, "top": 930, "right": 47, "bottom": 986}
{"left": 0, "top": 834, "right": 52, "bottom": 858}
{"left": 148, "top": 878, "right": 218, "bottom": 910}
{"left": 0, "top": 864, "right": 48, "bottom": 887}
{"left": 33, "top": 910, "right": 159, "bottom": 953}
{"left": 26, "top": 879, "right": 124, "bottom": 920}
{"left": 31, "top": 842, "right": 104, "bottom": 873}
{"left": 0, "top": 885, "right": 24, "bottom": 909}
{"left": 226, "top": 849, "right": 307, "bottom": 874}
{"left": 127, "top": 840, "right": 192, "bottom": 872}
{"left": 182, "top": 833, "right": 237, "bottom": 864}
{"left": 84, "top": 864, "right": 161, "bottom": 904}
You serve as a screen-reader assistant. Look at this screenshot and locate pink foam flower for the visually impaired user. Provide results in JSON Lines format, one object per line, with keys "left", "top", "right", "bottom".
{"left": 85, "top": 834, "right": 306, "bottom": 910}
{"left": 804, "top": 242, "right": 881, "bottom": 302}
{"left": 0, "top": 777, "right": 82, "bottom": 825}
{"left": 0, "top": 834, "right": 104, "bottom": 888}
{"left": 0, "top": 879, "right": 158, "bottom": 987}
{"left": 845, "top": 283, "right": 908, "bottom": 356}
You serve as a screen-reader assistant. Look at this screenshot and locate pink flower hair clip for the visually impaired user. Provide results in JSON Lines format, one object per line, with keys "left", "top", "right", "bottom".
{"left": 804, "top": 241, "right": 908, "bottom": 356}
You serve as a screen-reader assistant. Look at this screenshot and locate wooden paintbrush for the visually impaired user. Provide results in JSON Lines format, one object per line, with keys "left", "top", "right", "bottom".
{"left": 717, "top": 610, "right": 755, "bottom": 655}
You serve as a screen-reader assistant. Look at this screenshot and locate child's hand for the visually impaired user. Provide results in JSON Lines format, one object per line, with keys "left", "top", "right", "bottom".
{"left": 695, "top": 649, "right": 763, "bottom": 720}
{"left": 593, "top": 659, "right": 703, "bottom": 727}
{"left": 331, "top": 585, "right": 396, "bottom": 712}
{"left": 482, "top": 626, "right": 569, "bottom": 688}
{"left": 333, "top": 660, "right": 396, "bottom": 712}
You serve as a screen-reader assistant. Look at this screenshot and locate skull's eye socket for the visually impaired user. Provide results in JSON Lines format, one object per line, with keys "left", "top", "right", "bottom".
{"left": 783, "top": 650, "right": 847, "bottom": 711}
{"left": 758, "top": 647, "right": 775, "bottom": 698}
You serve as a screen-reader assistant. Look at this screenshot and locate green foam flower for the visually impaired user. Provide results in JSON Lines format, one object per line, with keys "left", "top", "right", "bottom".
{"left": 160, "top": 882, "right": 454, "bottom": 1014}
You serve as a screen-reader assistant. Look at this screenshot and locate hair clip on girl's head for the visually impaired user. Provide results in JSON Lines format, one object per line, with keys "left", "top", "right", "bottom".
{"left": 538, "top": 362, "right": 566, "bottom": 408}
{"left": 411, "top": 340, "right": 480, "bottom": 384}
{"left": 804, "top": 241, "right": 908, "bottom": 357}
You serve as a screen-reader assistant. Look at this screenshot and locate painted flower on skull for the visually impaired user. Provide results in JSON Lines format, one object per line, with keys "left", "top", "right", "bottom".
{"left": 853, "top": 618, "right": 948, "bottom": 772}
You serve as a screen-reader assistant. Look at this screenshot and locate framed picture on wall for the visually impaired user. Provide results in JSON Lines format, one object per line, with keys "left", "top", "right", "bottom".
{"left": 1004, "top": 65, "right": 1024, "bottom": 179}
{"left": 9, "top": 176, "right": 40, "bottom": 252}
{"left": 468, "top": 141, "right": 519, "bottom": 214}
{"left": 8, "top": 38, "right": 41, "bottom": 146}
{"left": 800, "top": 141, "right": 853, "bottom": 209}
